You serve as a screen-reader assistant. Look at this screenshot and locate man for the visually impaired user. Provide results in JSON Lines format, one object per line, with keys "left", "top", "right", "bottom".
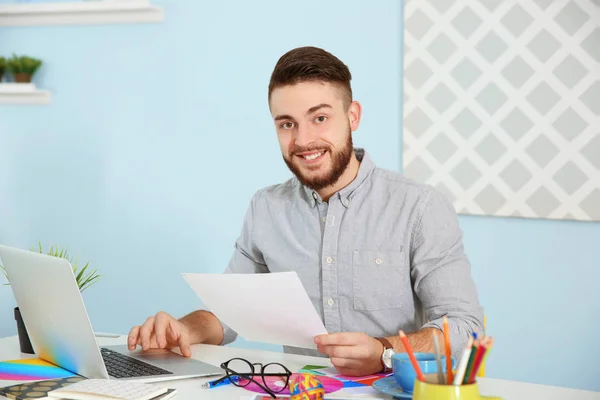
{"left": 128, "top": 46, "right": 484, "bottom": 377}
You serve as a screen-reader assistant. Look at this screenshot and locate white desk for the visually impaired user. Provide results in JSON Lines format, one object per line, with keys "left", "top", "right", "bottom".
{"left": 1, "top": 335, "right": 599, "bottom": 400}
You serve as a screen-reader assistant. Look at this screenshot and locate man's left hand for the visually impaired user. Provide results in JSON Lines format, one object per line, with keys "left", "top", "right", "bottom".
{"left": 314, "top": 332, "right": 383, "bottom": 376}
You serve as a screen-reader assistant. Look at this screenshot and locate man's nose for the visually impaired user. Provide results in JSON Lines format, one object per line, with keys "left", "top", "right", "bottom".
{"left": 294, "top": 124, "right": 318, "bottom": 148}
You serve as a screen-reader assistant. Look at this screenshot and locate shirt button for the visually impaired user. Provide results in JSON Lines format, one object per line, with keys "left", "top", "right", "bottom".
{"left": 327, "top": 298, "right": 334, "bottom": 306}
{"left": 322, "top": 217, "right": 326, "bottom": 222}
{"left": 343, "top": 199, "right": 350, "bottom": 206}
{"left": 375, "top": 258, "right": 383, "bottom": 265}
{"left": 326, "top": 256, "right": 333, "bottom": 264}
{"left": 312, "top": 192, "right": 318, "bottom": 200}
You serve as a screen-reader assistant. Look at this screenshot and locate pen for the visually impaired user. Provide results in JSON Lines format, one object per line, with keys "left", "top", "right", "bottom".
{"left": 201, "top": 376, "right": 240, "bottom": 389}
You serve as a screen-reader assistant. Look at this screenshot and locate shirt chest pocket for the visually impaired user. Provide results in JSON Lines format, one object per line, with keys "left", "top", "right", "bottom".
{"left": 352, "top": 249, "right": 410, "bottom": 311}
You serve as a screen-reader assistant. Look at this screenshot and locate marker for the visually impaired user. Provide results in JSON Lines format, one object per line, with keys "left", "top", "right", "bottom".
{"left": 201, "top": 376, "right": 240, "bottom": 389}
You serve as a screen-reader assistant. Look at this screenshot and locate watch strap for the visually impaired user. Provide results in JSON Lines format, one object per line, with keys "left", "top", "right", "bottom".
{"left": 375, "top": 337, "right": 394, "bottom": 372}
{"left": 375, "top": 337, "right": 393, "bottom": 350}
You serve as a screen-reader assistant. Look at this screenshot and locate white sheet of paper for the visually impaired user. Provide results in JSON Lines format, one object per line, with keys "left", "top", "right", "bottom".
{"left": 182, "top": 272, "right": 328, "bottom": 349}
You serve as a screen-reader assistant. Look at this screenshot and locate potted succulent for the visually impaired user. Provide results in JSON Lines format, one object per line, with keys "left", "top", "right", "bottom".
{"left": 0, "top": 57, "right": 5, "bottom": 82}
{"left": 7, "top": 54, "right": 43, "bottom": 83}
{"left": 0, "top": 242, "right": 101, "bottom": 354}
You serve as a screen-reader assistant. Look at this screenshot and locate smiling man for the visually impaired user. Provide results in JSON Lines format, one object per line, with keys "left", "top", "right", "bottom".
{"left": 128, "top": 46, "right": 484, "bottom": 377}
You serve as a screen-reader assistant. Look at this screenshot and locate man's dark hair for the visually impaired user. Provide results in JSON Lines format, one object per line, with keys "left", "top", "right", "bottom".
{"left": 268, "top": 46, "right": 352, "bottom": 109}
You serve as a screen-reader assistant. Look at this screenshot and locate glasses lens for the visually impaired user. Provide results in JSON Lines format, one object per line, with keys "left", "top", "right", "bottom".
{"left": 262, "top": 363, "right": 289, "bottom": 393}
{"left": 226, "top": 358, "right": 254, "bottom": 387}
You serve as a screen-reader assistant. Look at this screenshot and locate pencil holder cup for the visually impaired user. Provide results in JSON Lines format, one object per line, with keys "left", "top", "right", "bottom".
{"left": 392, "top": 352, "right": 455, "bottom": 393}
{"left": 412, "top": 374, "right": 503, "bottom": 400}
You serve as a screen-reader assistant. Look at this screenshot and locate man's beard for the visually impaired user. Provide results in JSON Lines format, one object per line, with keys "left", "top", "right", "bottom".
{"left": 283, "top": 129, "right": 353, "bottom": 191}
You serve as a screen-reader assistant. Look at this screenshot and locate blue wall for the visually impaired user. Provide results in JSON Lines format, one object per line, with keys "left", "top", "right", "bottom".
{"left": 0, "top": 0, "right": 403, "bottom": 350}
{"left": 0, "top": 0, "right": 598, "bottom": 392}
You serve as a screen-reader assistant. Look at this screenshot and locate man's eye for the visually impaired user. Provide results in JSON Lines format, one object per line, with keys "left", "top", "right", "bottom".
{"left": 315, "top": 116, "right": 328, "bottom": 123}
{"left": 281, "top": 122, "right": 295, "bottom": 129}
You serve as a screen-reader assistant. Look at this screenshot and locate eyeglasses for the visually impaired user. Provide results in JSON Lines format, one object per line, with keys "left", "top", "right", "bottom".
{"left": 214, "top": 357, "right": 292, "bottom": 399}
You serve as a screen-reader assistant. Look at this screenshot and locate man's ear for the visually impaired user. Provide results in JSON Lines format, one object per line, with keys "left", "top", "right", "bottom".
{"left": 348, "top": 101, "right": 362, "bottom": 131}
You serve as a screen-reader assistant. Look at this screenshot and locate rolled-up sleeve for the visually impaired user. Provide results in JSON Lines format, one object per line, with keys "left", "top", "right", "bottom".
{"left": 219, "top": 193, "right": 269, "bottom": 345}
{"left": 410, "top": 189, "right": 484, "bottom": 357}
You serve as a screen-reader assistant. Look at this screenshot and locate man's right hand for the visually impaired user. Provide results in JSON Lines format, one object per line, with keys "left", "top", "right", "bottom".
{"left": 127, "top": 311, "right": 192, "bottom": 357}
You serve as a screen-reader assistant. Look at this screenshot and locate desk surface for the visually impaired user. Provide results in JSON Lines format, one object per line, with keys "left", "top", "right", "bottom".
{"left": 1, "top": 335, "right": 599, "bottom": 400}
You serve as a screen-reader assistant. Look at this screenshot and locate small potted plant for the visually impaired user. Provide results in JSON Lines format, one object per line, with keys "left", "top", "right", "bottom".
{"left": 0, "top": 57, "right": 6, "bottom": 82}
{"left": 7, "top": 54, "right": 43, "bottom": 83}
{"left": 0, "top": 242, "right": 102, "bottom": 354}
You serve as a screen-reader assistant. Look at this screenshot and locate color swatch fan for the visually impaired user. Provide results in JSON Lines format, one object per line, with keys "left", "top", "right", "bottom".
{"left": 0, "top": 359, "right": 76, "bottom": 381}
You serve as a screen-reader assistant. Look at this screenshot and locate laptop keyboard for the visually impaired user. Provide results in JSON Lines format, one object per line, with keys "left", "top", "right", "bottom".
{"left": 100, "top": 348, "right": 173, "bottom": 378}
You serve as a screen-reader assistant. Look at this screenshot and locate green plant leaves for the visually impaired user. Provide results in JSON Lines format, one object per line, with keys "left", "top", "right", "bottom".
{"left": 0, "top": 242, "right": 104, "bottom": 292}
{"left": 7, "top": 54, "right": 43, "bottom": 76}
{"left": 31, "top": 242, "right": 102, "bottom": 292}
{"left": 0, "top": 243, "right": 101, "bottom": 292}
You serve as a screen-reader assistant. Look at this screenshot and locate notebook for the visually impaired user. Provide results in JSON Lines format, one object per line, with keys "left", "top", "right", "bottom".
{"left": 0, "top": 376, "right": 86, "bottom": 400}
{"left": 0, "top": 378, "right": 176, "bottom": 400}
{"left": 48, "top": 379, "right": 171, "bottom": 400}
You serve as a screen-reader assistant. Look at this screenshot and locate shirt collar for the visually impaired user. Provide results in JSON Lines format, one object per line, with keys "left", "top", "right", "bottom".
{"left": 303, "top": 148, "right": 375, "bottom": 208}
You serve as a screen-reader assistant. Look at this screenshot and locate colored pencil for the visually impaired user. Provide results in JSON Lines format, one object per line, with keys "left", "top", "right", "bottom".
{"left": 399, "top": 330, "right": 425, "bottom": 382}
{"left": 465, "top": 337, "right": 487, "bottom": 383}
{"left": 432, "top": 333, "right": 445, "bottom": 384}
{"left": 452, "top": 337, "right": 473, "bottom": 385}
{"left": 462, "top": 338, "right": 479, "bottom": 384}
{"left": 480, "top": 337, "right": 494, "bottom": 368}
{"left": 478, "top": 317, "right": 487, "bottom": 377}
{"left": 467, "top": 342, "right": 487, "bottom": 383}
{"left": 473, "top": 338, "right": 494, "bottom": 381}
{"left": 443, "top": 316, "right": 453, "bottom": 384}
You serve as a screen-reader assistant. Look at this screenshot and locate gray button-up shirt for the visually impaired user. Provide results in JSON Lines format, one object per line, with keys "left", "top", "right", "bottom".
{"left": 221, "top": 149, "right": 484, "bottom": 358}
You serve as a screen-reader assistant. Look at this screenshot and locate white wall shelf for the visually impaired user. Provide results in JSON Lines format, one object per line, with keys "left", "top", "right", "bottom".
{"left": 0, "top": 90, "right": 51, "bottom": 105}
{"left": 0, "top": 0, "right": 163, "bottom": 27}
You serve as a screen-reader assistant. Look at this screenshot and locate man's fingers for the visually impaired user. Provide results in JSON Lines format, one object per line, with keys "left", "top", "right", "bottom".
{"left": 171, "top": 321, "right": 191, "bottom": 357}
{"left": 153, "top": 312, "right": 170, "bottom": 348}
{"left": 138, "top": 316, "right": 156, "bottom": 350}
{"left": 137, "top": 334, "right": 159, "bottom": 348}
{"left": 315, "top": 332, "right": 360, "bottom": 346}
{"left": 127, "top": 326, "right": 140, "bottom": 350}
{"left": 319, "top": 344, "right": 370, "bottom": 359}
{"left": 165, "top": 323, "right": 178, "bottom": 349}
{"left": 179, "top": 340, "right": 191, "bottom": 358}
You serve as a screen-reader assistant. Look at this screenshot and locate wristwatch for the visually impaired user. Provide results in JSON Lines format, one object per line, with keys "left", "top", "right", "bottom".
{"left": 375, "top": 337, "right": 395, "bottom": 372}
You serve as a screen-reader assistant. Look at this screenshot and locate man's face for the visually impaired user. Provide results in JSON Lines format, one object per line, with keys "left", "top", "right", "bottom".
{"left": 269, "top": 81, "right": 356, "bottom": 191}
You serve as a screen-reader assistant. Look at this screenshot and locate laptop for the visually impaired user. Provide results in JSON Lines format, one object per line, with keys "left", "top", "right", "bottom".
{"left": 0, "top": 244, "right": 223, "bottom": 382}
